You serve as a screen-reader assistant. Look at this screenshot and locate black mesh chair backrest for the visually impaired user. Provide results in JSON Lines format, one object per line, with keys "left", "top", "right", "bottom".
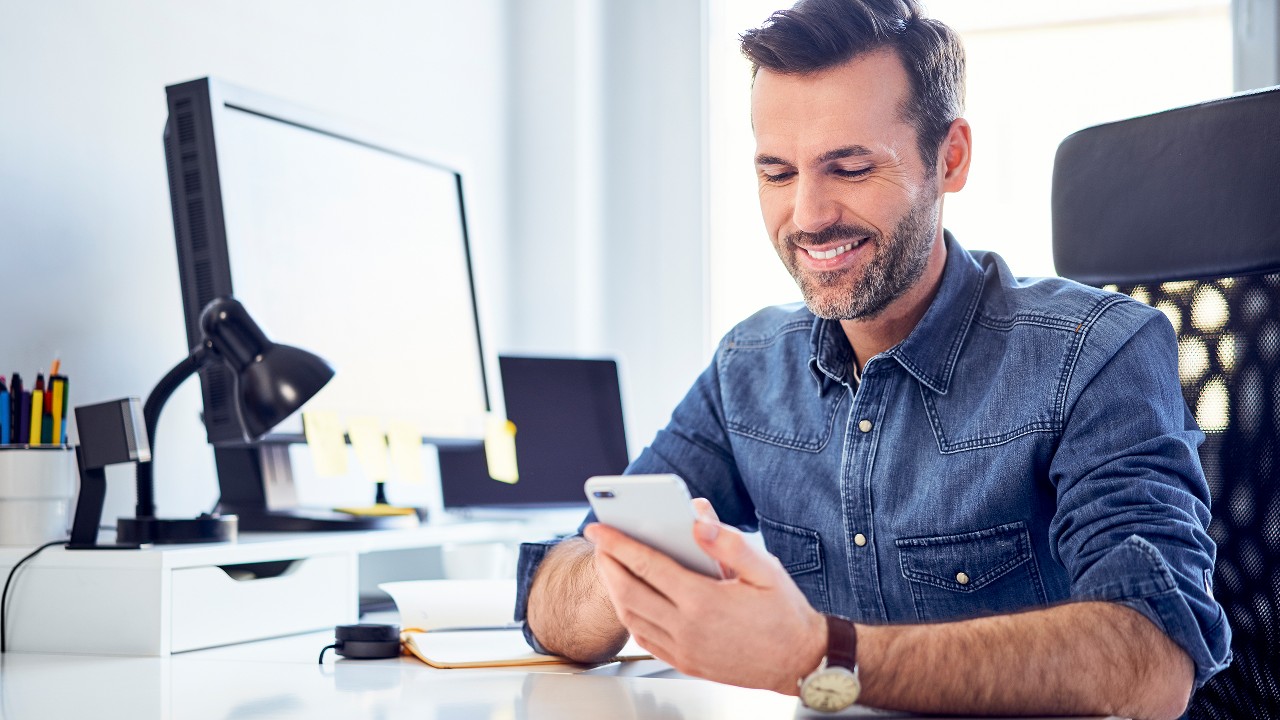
{"left": 1051, "top": 86, "right": 1280, "bottom": 719}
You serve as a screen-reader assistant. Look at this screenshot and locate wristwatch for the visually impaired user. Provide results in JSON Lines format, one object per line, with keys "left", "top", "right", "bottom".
{"left": 798, "top": 614, "right": 861, "bottom": 712}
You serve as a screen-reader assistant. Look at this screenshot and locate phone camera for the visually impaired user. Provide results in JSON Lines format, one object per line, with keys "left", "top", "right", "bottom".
{"left": 592, "top": 490, "right": 615, "bottom": 499}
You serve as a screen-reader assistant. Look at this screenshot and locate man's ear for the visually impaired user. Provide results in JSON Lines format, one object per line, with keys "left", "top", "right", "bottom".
{"left": 937, "top": 118, "right": 972, "bottom": 193}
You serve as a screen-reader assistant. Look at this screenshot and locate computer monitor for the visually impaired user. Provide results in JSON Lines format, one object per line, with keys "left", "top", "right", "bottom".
{"left": 439, "top": 356, "right": 630, "bottom": 510}
{"left": 163, "top": 77, "right": 490, "bottom": 530}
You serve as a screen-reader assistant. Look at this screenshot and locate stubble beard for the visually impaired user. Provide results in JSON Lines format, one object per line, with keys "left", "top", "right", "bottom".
{"left": 782, "top": 195, "right": 939, "bottom": 321}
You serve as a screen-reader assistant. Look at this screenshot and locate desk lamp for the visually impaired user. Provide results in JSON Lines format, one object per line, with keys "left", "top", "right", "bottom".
{"left": 69, "top": 297, "right": 334, "bottom": 547}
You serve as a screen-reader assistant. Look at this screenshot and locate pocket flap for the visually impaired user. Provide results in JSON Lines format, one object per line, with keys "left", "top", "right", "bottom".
{"left": 756, "top": 514, "right": 822, "bottom": 574}
{"left": 896, "top": 522, "right": 1032, "bottom": 593}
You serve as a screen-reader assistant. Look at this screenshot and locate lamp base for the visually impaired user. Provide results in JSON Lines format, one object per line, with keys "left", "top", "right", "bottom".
{"left": 117, "top": 513, "right": 238, "bottom": 545}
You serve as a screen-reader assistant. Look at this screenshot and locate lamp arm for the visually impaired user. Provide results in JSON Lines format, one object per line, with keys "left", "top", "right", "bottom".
{"left": 134, "top": 346, "right": 210, "bottom": 519}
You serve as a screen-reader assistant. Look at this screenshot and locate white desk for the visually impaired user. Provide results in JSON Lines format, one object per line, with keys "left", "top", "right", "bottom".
{"left": 0, "top": 617, "right": 1115, "bottom": 720}
{"left": 0, "top": 525, "right": 1117, "bottom": 719}
{"left": 0, "top": 626, "right": 792, "bottom": 719}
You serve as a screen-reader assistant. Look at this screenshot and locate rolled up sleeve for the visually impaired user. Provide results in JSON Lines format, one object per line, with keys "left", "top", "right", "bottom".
{"left": 1050, "top": 305, "right": 1231, "bottom": 687}
{"left": 514, "top": 539, "right": 559, "bottom": 654}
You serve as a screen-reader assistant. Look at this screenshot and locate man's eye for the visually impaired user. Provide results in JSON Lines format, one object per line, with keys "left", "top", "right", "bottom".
{"left": 834, "top": 167, "right": 872, "bottom": 178}
{"left": 761, "top": 170, "right": 795, "bottom": 183}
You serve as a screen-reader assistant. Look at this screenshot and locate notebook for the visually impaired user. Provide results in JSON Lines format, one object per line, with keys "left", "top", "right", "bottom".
{"left": 400, "top": 628, "right": 650, "bottom": 669}
{"left": 381, "top": 579, "right": 651, "bottom": 668}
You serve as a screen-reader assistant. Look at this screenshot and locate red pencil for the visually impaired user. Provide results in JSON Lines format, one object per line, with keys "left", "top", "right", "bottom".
{"left": 36, "top": 373, "right": 51, "bottom": 413}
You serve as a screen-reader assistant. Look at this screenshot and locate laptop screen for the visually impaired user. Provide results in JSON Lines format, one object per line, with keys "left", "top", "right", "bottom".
{"left": 439, "top": 356, "right": 630, "bottom": 509}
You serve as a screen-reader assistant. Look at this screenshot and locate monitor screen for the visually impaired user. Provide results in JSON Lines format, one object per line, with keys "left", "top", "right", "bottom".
{"left": 165, "top": 78, "right": 489, "bottom": 445}
{"left": 439, "top": 356, "right": 630, "bottom": 509}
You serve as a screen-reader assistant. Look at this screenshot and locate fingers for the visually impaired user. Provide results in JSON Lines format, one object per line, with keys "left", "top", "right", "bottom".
{"left": 593, "top": 543, "right": 683, "bottom": 649}
{"left": 691, "top": 497, "right": 720, "bottom": 524}
{"left": 593, "top": 550, "right": 689, "bottom": 673}
{"left": 692, "top": 518, "right": 782, "bottom": 587}
{"left": 585, "top": 523, "right": 708, "bottom": 601}
{"left": 587, "top": 524, "right": 683, "bottom": 617}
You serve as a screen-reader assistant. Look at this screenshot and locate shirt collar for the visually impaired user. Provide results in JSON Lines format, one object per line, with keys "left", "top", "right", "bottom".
{"left": 807, "top": 230, "right": 984, "bottom": 396}
{"left": 808, "top": 313, "right": 853, "bottom": 393}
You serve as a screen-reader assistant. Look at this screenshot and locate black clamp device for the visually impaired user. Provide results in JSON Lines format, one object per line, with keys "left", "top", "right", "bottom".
{"left": 318, "top": 624, "right": 402, "bottom": 663}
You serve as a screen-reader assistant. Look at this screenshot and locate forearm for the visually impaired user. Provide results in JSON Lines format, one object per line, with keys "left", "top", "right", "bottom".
{"left": 526, "top": 537, "right": 629, "bottom": 663}
{"left": 855, "top": 601, "right": 1193, "bottom": 720}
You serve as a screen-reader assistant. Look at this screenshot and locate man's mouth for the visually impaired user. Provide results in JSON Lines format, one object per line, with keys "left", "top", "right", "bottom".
{"left": 803, "top": 237, "right": 868, "bottom": 260}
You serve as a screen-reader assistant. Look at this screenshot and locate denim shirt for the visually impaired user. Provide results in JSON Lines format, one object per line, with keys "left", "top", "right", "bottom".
{"left": 515, "top": 232, "right": 1231, "bottom": 686}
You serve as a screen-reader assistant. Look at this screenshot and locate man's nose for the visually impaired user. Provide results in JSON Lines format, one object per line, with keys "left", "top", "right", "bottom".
{"left": 792, "top": 175, "right": 840, "bottom": 234}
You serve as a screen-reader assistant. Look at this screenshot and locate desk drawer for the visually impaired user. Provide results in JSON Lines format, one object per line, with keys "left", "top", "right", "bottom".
{"left": 170, "top": 552, "right": 355, "bottom": 653}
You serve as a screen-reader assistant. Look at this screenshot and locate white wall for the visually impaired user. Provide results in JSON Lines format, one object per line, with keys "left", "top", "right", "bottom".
{"left": 0, "top": 0, "right": 710, "bottom": 523}
{"left": 0, "top": 0, "right": 512, "bottom": 520}
{"left": 505, "top": 0, "right": 708, "bottom": 458}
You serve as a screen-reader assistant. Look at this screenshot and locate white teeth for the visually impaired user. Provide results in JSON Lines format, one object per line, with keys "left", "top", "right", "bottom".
{"left": 805, "top": 240, "right": 862, "bottom": 260}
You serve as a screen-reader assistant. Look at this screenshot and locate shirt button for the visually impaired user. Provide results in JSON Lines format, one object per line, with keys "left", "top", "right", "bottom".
{"left": 853, "top": 533, "right": 867, "bottom": 547}
{"left": 858, "top": 419, "right": 873, "bottom": 432}
{"left": 956, "top": 572, "right": 970, "bottom": 585}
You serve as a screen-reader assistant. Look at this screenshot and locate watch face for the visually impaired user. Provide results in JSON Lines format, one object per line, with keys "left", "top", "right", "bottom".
{"left": 800, "top": 667, "right": 861, "bottom": 712}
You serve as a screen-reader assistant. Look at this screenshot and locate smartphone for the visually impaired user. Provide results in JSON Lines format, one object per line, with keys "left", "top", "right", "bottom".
{"left": 584, "top": 474, "right": 723, "bottom": 579}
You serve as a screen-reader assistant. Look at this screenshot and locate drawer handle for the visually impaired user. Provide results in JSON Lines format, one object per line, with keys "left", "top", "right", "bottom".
{"left": 216, "top": 559, "right": 302, "bottom": 581}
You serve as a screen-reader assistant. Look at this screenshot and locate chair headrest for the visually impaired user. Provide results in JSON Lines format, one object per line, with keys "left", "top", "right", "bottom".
{"left": 1051, "top": 86, "right": 1280, "bottom": 286}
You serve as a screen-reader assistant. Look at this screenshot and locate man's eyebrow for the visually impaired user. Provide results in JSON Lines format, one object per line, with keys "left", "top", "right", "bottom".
{"left": 816, "top": 145, "right": 874, "bottom": 163}
{"left": 755, "top": 154, "right": 791, "bottom": 166}
{"left": 755, "top": 145, "right": 876, "bottom": 167}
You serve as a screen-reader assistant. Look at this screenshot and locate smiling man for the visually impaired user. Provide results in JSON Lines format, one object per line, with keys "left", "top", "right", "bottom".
{"left": 514, "top": 1, "right": 1230, "bottom": 718}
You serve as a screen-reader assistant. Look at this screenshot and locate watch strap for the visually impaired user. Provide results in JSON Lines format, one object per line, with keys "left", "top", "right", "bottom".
{"left": 824, "top": 614, "right": 858, "bottom": 670}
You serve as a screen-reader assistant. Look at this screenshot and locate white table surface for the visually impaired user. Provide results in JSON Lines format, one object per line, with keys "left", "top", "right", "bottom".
{"left": 0, "top": 623, "right": 801, "bottom": 720}
{"left": 0, "top": 617, "right": 1116, "bottom": 720}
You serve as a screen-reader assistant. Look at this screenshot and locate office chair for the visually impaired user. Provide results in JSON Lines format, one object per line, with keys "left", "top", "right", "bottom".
{"left": 1051, "top": 86, "right": 1280, "bottom": 719}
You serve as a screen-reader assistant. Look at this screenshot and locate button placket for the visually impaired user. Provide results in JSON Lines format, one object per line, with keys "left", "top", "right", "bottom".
{"left": 841, "top": 360, "right": 888, "bottom": 621}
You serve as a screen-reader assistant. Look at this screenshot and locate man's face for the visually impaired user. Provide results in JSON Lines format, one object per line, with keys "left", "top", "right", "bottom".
{"left": 752, "top": 49, "right": 942, "bottom": 321}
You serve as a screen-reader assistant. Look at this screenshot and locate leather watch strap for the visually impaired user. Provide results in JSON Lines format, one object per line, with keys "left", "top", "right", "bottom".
{"left": 824, "top": 614, "right": 858, "bottom": 670}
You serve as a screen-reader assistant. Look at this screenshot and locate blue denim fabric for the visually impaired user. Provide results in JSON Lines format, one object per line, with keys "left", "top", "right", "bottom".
{"left": 515, "top": 232, "right": 1231, "bottom": 686}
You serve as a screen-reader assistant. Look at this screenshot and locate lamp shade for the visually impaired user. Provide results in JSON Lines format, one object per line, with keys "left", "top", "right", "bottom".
{"left": 237, "top": 344, "right": 335, "bottom": 439}
{"left": 200, "top": 297, "right": 335, "bottom": 440}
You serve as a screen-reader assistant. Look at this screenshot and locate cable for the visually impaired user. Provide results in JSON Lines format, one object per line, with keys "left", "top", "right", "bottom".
{"left": 1, "top": 539, "right": 67, "bottom": 653}
{"left": 318, "top": 643, "right": 337, "bottom": 664}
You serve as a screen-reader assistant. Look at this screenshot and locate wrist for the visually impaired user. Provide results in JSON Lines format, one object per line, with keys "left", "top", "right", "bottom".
{"left": 782, "top": 608, "right": 828, "bottom": 695}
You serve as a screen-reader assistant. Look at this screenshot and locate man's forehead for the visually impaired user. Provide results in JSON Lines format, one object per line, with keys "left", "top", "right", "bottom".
{"left": 750, "top": 49, "right": 914, "bottom": 162}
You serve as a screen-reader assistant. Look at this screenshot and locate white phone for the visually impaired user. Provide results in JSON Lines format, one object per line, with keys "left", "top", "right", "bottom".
{"left": 584, "top": 474, "right": 723, "bottom": 579}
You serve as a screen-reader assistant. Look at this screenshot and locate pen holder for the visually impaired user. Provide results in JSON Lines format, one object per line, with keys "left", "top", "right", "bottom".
{"left": 0, "top": 445, "right": 77, "bottom": 546}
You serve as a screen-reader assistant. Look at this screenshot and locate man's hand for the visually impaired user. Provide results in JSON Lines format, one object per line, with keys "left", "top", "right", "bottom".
{"left": 583, "top": 500, "right": 826, "bottom": 695}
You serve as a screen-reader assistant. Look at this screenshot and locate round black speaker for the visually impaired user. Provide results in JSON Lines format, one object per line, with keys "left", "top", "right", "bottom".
{"left": 319, "top": 623, "right": 401, "bottom": 663}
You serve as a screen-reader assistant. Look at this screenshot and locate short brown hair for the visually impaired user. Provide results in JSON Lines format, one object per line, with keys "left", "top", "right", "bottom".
{"left": 740, "top": 0, "right": 965, "bottom": 168}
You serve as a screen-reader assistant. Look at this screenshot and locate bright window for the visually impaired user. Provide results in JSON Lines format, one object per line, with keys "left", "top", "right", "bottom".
{"left": 707, "top": 0, "right": 1233, "bottom": 346}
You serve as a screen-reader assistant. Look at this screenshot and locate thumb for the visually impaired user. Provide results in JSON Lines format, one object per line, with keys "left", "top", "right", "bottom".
{"left": 691, "top": 497, "right": 720, "bottom": 524}
{"left": 693, "top": 518, "right": 780, "bottom": 586}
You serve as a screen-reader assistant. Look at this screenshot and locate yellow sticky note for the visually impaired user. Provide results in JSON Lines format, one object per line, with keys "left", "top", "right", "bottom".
{"left": 303, "top": 411, "right": 349, "bottom": 477}
{"left": 387, "top": 420, "right": 425, "bottom": 485}
{"left": 484, "top": 414, "right": 519, "bottom": 484}
{"left": 348, "top": 416, "right": 389, "bottom": 483}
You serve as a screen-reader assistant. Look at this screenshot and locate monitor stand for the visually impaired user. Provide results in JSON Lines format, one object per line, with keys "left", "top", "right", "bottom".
{"left": 213, "top": 443, "right": 421, "bottom": 532}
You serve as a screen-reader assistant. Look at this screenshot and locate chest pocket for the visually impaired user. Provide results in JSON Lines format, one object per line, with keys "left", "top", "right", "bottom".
{"left": 922, "top": 320, "right": 1072, "bottom": 453}
{"left": 757, "top": 513, "right": 831, "bottom": 615}
{"left": 896, "top": 522, "right": 1047, "bottom": 622}
{"left": 719, "top": 336, "right": 846, "bottom": 452}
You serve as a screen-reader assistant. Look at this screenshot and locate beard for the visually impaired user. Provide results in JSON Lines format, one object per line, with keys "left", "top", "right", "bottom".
{"left": 780, "top": 194, "right": 939, "bottom": 321}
